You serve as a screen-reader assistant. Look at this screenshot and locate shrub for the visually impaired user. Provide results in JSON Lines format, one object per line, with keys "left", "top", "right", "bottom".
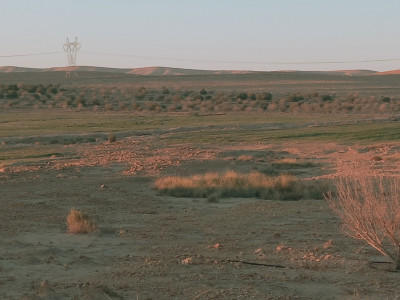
{"left": 287, "top": 93, "right": 304, "bottom": 102}
{"left": 325, "top": 175, "right": 400, "bottom": 270}
{"left": 155, "top": 171, "right": 307, "bottom": 200}
{"left": 238, "top": 92, "right": 248, "bottom": 100}
{"left": 66, "top": 208, "right": 98, "bottom": 234}
{"left": 162, "top": 87, "right": 170, "bottom": 94}
{"left": 321, "top": 95, "right": 333, "bottom": 101}
{"left": 200, "top": 88, "right": 208, "bottom": 95}
{"left": 108, "top": 133, "right": 116, "bottom": 143}
{"left": 6, "top": 90, "right": 18, "bottom": 99}
{"left": 258, "top": 92, "right": 272, "bottom": 101}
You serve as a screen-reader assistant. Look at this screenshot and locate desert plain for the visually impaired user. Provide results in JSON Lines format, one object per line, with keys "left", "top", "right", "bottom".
{"left": 1, "top": 68, "right": 400, "bottom": 299}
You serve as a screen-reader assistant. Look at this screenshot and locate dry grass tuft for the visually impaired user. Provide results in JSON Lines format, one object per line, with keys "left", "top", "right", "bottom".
{"left": 108, "top": 133, "right": 116, "bottom": 143}
{"left": 237, "top": 155, "right": 254, "bottom": 162}
{"left": 155, "top": 171, "right": 325, "bottom": 200}
{"left": 66, "top": 208, "right": 98, "bottom": 234}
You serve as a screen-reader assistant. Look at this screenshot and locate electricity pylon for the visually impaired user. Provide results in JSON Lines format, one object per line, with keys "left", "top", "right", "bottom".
{"left": 63, "top": 37, "right": 81, "bottom": 78}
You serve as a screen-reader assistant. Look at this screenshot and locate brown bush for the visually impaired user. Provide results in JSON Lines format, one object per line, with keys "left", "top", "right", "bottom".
{"left": 154, "top": 171, "right": 321, "bottom": 200}
{"left": 325, "top": 175, "right": 400, "bottom": 270}
{"left": 66, "top": 208, "right": 98, "bottom": 234}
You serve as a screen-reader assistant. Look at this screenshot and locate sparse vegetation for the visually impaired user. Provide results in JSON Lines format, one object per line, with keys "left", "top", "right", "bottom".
{"left": 155, "top": 171, "right": 325, "bottom": 200}
{"left": 3, "top": 70, "right": 400, "bottom": 299}
{"left": 66, "top": 208, "right": 98, "bottom": 234}
{"left": 1, "top": 81, "right": 398, "bottom": 115}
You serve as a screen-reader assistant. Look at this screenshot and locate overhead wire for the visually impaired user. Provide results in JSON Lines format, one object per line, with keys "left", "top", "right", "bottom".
{"left": 0, "top": 51, "right": 64, "bottom": 58}
{"left": 1, "top": 50, "right": 400, "bottom": 66}
{"left": 81, "top": 51, "right": 400, "bottom": 65}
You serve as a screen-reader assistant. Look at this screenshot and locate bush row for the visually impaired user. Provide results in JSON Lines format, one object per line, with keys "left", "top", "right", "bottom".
{"left": 0, "top": 84, "right": 398, "bottom": 115}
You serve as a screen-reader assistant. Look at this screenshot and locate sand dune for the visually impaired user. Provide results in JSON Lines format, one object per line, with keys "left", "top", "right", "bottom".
{"left": 375, "top": 69, "right": 400, "bottom": 75}
{"left": 0, "top": 65, "right": 390, "bottom": 76}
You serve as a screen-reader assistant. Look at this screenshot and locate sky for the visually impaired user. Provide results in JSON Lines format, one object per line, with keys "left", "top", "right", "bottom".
{"left": 1, "top": 0, "right": 400, "bottom": 72}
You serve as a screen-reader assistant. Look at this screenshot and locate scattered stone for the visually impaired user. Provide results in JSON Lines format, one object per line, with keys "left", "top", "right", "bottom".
{"left": 323, "top": 239, "right": 334, "bottom": 249}
{"left": 276, "top": 245, "right": 288, "bottom": 252}
{"left": 254, "top": 248, "right": 263, "bottom": 255}
{"left": 181, "top": 257, "right": 193, "bottom": 265}
{"left": 213, "top": 243, "right": 222, "bottom": 249}
{"left": 370, "top": 155, "right": 383, "bottom": 161}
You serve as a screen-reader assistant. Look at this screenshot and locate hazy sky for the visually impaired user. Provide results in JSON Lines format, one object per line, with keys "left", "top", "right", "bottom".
{"left": 1, "top": 0, "right": 400, "bottom": 71}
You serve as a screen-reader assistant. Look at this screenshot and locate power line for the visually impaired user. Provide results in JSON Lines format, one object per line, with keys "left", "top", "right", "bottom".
{"left": 0, "top": 51, "right": 63, "bottom": 58}
{"left": 1, "top": 49, "right": 400, "bottom": 66}
{"left": 82, "top": 50, "right": 400, "bottom": 65}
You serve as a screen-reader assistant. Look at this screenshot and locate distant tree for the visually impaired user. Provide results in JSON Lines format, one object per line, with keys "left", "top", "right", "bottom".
{"left": 287, "top": 93, "right": 304, "bottom": 102}
{"left": 75, "top": 95, "right": 86, "bottom": 106}
{"left": 5, "top": 84, "right": 18, "bottom": 91}
{"left": 36, "top": 85, "right": 46, "bottom": 95}
{"left": 162, "top": 87, "right": 170, "bottom": 94}
{"left": 258, "top": 92, "right": 273, "bottom": 101}
{"left": 321, "top": 95, "right": 333, "bottom": 101}
{"left": 200, "top": 88, "right": 208, "bottom": 95}
{"left": 46, "top": 84, "right": 59, "bottom": 95}
{"left": 238, "top": 92, "right": 248, "bottom": 100}
{"left": 6, "top": 90, "right": 18, "bottom": 99}
{"left": 135, "top": 86, "right": 147, "bottom": 100}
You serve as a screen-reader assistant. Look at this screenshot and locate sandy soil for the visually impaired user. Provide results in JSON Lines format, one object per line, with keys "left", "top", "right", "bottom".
{"left": 1, "top": 136, "right": 400, "bottom": 299}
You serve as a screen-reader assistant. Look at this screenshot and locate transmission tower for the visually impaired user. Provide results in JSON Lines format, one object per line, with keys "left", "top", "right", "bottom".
{"left": 63, "top": 37, "right": 81, "bottom": 78}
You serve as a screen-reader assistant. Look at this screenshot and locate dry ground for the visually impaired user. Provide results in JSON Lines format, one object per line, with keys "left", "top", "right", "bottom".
{"left": 1, "top": 135, "right": 400, "bottom": 299}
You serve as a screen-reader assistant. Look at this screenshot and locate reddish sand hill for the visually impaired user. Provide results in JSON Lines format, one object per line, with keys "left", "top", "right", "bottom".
{"left": 1, "top": 65, "right": 397, "bottom": 76}
{"left": 375, "top": 69, "right": 400, "bottom": 75}
{"left": 0, "top": 66, "right": 42, "bottom": 73}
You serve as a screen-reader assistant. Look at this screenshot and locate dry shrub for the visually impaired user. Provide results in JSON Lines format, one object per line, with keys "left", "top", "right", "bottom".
{"left": 237, "top": 155, "right": 254, "bottom": 162}
{"left": 108, "top": 133, "right": 116, "bottom": 143}
{"left": 66, "top": 208, "right": 98, "bottom": 234}
{"left": 155, "top": 171, "right": 323, "bottom": 200}
{"left": 325, "top": 175, "right": 400, "bottom": 270}
{"left": 271, "top": 158, "right": 315, "bottom": 170}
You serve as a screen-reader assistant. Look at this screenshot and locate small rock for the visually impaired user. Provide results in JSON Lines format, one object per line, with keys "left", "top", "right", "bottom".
{"left": 370, "top": 155, "right": 383, "bottom": 161}
{"left": 323, "top": 239, "right": 334, "bottom": 249}
{"left": 213, "top": 243, "right": 221, "bottom": 249}
{"left": 181, "top": 257, "right": 192, "bottom": 265}
{"left": 276, "top": 245, "right": 285, "bottom": 251}
{"left": 254, "top": 248, "right": 264, "bottom": 255}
